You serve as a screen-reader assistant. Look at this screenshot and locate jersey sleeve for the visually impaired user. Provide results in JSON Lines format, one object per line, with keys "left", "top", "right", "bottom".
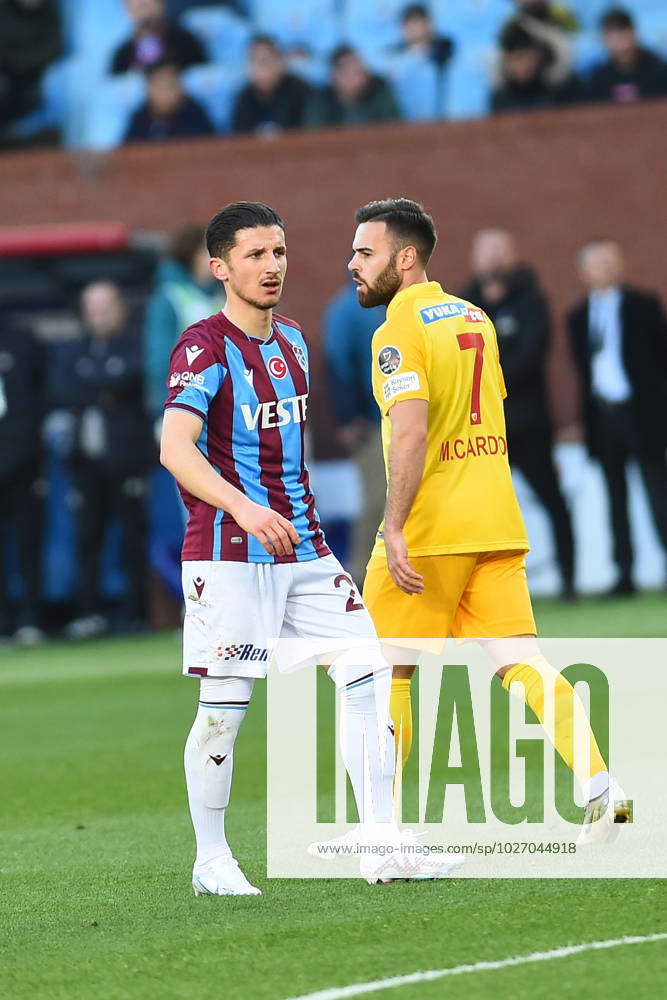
{"left": 164, "top": 332, "right": 226, "bottom": 420}
{"left": 486, "top": 318, "right": 508, "bottom": 400}
{"left": 371, "top": 304, "right": 429, "bottom": 416}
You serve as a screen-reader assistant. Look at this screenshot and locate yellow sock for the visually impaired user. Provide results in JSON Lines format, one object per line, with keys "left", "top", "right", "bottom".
{"left": 502, "top": 655, "right": 607, "bottom": 787}
{"left": 390, "top": 678, "right": 413, "bottom": 769}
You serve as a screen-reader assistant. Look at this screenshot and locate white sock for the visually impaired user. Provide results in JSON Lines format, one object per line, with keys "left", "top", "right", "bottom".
{"left": 329, "top": 653, "right": 395, "bottom": 828}
{"left": 184, "top": 675, "right": 254, "bottom": 866}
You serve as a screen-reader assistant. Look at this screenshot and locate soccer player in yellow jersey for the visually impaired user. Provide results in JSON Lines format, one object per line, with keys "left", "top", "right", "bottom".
{"left": 348, "top": 198, "right": 630, "bottom": 841}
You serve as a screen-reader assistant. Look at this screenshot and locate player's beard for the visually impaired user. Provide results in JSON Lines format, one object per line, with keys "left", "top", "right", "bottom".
{"left": 356, "top": 253, "right": 401, "bottom": 308}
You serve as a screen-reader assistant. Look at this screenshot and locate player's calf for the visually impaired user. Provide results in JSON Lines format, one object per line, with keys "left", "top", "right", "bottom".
{"left": 184, "top": 676, "right": 254, "bottom": 879}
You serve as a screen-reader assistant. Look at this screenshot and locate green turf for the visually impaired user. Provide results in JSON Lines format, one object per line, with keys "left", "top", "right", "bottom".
{"left": 1, "top": 595, "right": 665, "bottom": 1000}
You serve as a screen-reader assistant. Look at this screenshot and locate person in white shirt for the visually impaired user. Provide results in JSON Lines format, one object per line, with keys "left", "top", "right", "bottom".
{"left": 568, "top": 240, "right": 667, "bottom": 595}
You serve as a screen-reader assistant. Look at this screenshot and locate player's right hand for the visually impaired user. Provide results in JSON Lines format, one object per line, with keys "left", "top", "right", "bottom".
{"left": 235, "top": 500, "right": 300, "bottom": 556}
{"left": 384, "top": 527, "right": 424, "bottom": 595}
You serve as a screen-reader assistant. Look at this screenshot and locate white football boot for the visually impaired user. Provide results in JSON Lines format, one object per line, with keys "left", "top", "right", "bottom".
{"left": 360, "top": 829, "right": 464, "bottom": 884}
{"left": 577, "top": 777, "right": 632, "bottom": 847}
{"left": 192, "top": 854, "right": 261, "bottom": 896}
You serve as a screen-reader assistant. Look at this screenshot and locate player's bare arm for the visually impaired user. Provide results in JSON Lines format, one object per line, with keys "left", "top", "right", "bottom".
{"left": 384, "top": 398, "right": 428, "bottom": 595}
{"left": 160, "top": 407, "right": 299, "bottom": 557}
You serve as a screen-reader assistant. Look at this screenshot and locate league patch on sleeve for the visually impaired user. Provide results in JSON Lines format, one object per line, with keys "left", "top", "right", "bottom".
{"left": 377, "top": 345, "right": 402, "bottom": 375}
{"left": 382, "top": 371, "right": 420, "bottom": 403}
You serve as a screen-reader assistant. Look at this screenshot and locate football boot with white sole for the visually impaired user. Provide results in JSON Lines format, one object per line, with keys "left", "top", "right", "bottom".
{"left": 192, "top": 854, "right": 261, "bottom": 896}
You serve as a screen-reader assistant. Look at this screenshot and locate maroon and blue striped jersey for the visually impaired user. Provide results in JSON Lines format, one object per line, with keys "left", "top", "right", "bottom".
{"left": 165, "top": 311, "right": 330, "bottom": 563}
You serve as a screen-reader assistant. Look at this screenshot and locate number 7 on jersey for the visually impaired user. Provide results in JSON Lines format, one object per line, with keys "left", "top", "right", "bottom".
{"left": 457, "top": 332, "right": 485, "bottom": 425}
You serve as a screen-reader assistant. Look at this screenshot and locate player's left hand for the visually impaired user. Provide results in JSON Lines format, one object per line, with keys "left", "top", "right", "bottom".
{"left": 384, "top": 528, "right": 424, "bottom": 595}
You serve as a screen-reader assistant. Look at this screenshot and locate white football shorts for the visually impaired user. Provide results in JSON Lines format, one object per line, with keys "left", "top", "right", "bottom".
{"left": 181, "top": 554, "right": 379, "bottom": 678}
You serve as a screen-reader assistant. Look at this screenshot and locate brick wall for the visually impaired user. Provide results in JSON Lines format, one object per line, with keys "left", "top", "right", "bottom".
{"left": 4, "top": 100, "right": 666, "bottom": 454}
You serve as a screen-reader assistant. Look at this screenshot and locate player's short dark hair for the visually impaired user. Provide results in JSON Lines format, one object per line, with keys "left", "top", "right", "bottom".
{"left": 402, "top": 4, "right": 430, "bottom": 22}
{"left": 600, "top": 7, "right": 634, "bottom": 32}
{"left": 331, "top": 45, "right": 359, "bottom": 69}
{"left": 500, "top": 22, "right": 543, "bottom": 53}
{"left": 206, "top": 202, "right": 285, "bottom": 259}
{"left": 355, "top": 198, "right": 437, "bottom": 266}
{"left": 249, "top": 34, "right": 281, "bottom": 54}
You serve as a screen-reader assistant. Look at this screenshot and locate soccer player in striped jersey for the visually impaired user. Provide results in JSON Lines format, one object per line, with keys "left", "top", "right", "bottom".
{"left": 161, "top": 202, "right": 400, "bottom": 894}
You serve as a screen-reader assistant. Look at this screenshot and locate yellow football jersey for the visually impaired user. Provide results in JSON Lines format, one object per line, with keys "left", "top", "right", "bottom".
{"left": 371, "top": 280, "right": 529, "bottom": 557}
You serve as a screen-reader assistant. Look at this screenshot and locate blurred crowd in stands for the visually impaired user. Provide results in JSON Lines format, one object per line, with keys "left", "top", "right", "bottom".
{"left": 2, "top": 1, "right": 667, "bottom": 150}
{"left": 1, "top": 220, "right": 666, "bottom": 645}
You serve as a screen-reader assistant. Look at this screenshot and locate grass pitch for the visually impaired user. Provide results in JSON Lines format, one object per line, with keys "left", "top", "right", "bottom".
{"left": 1, "top": 593, "right": 666, "bottom": 1000}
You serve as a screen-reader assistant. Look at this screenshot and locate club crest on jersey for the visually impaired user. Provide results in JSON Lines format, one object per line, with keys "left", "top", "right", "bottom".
{"left": 291, "top": 342, "right": 308, "bottom": 372}
{"left": 378, "top": 345, "right": 402, "bottom": 376}
{"left": 268, "top": 356, "right": 288, "bottom": 379}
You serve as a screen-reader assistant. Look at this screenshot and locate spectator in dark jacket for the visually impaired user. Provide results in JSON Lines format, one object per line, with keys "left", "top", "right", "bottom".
{"left": 568, "top": 239, "right": 667, "bottom": 595}
{"left": 397, "top": 4, "right": 454, "bottom": 70}
{"left": 498, "top": 1, "right": 578, "bottom": 87}
{"left": 492, "top": 22, "right": 577, "bottom": 113}
{"left": 0, "top": 0, "right": 61, "bottom": 125}
{"left": 0, "top": 316, "right": 46, "bottom": 642}
{"left": 124, "top": 62, "right": 214, "bottom": 143}
{"left": 584, "top": 8, "right": 667, "bottom": 105}
{"left": 461, "top": 229, "right": 576, "bottom": 597}
{"left": 111, "top": 0, "right": 207, "bottom": 75}
{"left": 51, "top": 282, "right": 155, "bottom": 638}
{"left": 232, "top": 36, "right": 311, "bottom": 135}
{"left": 306, "top": 47, "right": 401, "bottom": 128}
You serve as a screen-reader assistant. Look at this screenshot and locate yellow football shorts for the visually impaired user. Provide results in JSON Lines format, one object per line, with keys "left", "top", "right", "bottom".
{"left": 363, "top": 550, "right": 536, "bottom": 642}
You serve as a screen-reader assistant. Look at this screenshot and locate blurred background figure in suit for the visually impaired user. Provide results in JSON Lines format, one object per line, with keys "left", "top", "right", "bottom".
{"left": 51, "top": 281, "right": 155, "bottom": 638}
{"left": 462, "top": 228, "right": 576, "bottom": 598}
{"left": 568, "top": 239, "right": 667, "bottom": 595}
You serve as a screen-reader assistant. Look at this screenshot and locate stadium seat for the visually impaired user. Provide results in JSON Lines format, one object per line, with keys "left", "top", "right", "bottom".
{"left": 568, "top": 0, "right": 612, "bottom": 31}
{"left": 572, "top": 31, "right": 605, "bottom": 74}
{"left": 340, "top": 0, "right": 405, "bottom": 60}
{"left": 80, "top": 72, "right": 145, "bottom": 150}
{"left": 432, "top": 0, "right": 513, "bottom": 46}
{"left": 61, "top": 0, "right": 132, "bottom": 75}
{"left": 286, "top": 52, "right": 330, "bottom": 87}
{"left": 442, "top": 44, "right": 493, "bottom": 119}
{"left": 384, "top": 52, "right": 441, "bottom": 121}
{"left": 182, "top": 63, "right": 244, "bottom": 132}
{"left": 38, "top": 55, "right": 96, "bottom": 149}
{"left": 247, "top": 0, "right": 340, "bottom": 57}
{"left": 181, "top": 6, "right": 252, "bottom": 64}
{"left": 637, "top": 10, "right": 667, "bottom": 56}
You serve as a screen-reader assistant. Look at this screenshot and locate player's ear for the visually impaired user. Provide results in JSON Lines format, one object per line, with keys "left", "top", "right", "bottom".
{"left": 397, "top": 245, "right": 418, "bottom": 271}
{"left": 209, "top": 256, "right": 229, "bottom": 283}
